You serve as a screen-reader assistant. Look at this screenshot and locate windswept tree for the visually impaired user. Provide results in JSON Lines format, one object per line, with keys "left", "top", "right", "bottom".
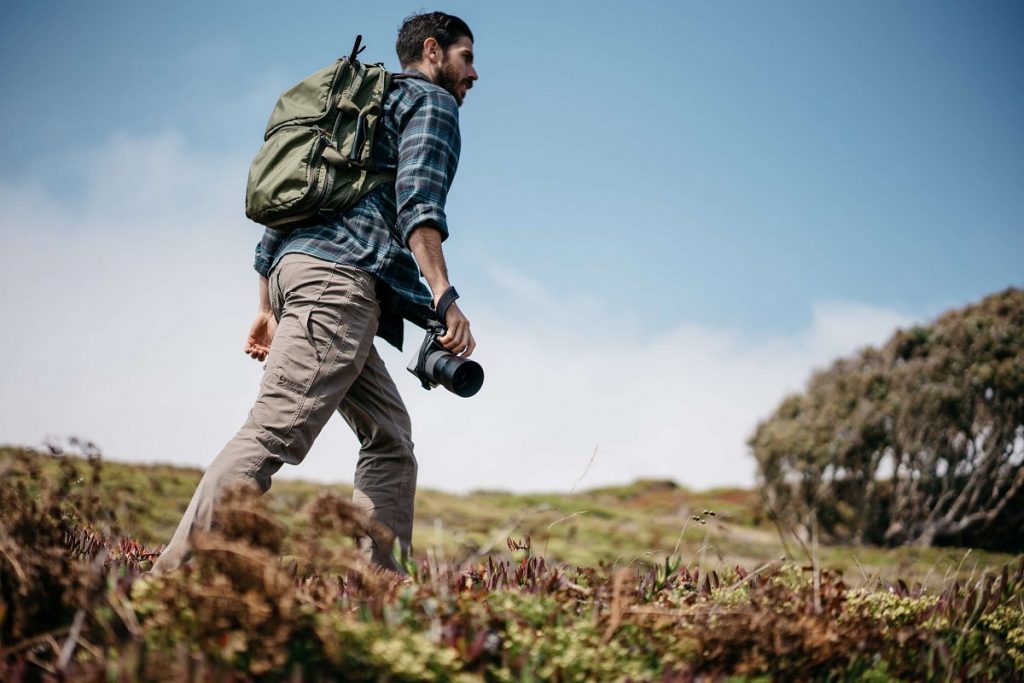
{"left": 750, "top": 288, "right": 1024, "bottom": 551}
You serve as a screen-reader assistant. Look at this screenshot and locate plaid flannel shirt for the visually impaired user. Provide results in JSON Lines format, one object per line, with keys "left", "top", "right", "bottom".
{"left": 253, "top": 69, "right": 461, "bottom": 350}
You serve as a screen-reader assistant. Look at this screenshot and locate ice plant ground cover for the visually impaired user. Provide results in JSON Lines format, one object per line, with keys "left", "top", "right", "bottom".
{"left": 1, "top": 446, "right": 1022, "bottom": 681}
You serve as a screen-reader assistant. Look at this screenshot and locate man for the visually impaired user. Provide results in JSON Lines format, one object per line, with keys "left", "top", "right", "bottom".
{"left": 151, "top": 12, "right": 478, "bottom": 575}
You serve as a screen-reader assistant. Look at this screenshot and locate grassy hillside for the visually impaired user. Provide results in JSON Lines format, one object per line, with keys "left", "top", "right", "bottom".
{"left": 2, "top": 445, "right": 1015, "bottom": 587}
{"left": 2, "top": 445, "right": 1023, "bottom": 681}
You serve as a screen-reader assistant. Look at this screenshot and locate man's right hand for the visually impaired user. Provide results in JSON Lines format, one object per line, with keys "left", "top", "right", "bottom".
{"left": 244, "top": 310, "right": 277, "bottom": 362}
{"left": 437, "top": 300, "right": 475, "bottom": 357}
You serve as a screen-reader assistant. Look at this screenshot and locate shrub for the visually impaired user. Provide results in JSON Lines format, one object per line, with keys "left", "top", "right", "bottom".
{"left": 751, "top": 288, "right": 1024, "bottom": 550}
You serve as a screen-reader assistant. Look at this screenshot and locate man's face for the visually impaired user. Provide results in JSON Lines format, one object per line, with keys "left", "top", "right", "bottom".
{"left": 435, "top": 35, "right": 477, "bottom": 107}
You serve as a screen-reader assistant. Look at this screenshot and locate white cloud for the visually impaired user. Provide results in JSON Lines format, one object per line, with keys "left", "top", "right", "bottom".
{"left": 394, "top": 294, "right": 915, "bottom": 493}
{"left": 0, "top": 132, "right": 919, "bottom": 494}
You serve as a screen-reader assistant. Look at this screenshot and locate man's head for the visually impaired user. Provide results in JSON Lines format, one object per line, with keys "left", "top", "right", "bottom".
{"left": 396, "top": 12, "right": 477, "bottom": 106}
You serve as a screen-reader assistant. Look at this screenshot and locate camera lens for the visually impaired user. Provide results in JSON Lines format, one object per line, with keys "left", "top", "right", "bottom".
{"left": 425, "top": 351, "right": 484, "bottom": 398}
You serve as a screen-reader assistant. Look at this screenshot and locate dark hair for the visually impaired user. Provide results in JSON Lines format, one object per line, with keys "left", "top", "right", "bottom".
{"left": 396, "top": 12, "right": 474, "bottom": 68}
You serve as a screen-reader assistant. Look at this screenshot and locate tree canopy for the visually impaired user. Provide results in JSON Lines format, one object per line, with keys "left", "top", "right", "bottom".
{"left": 750, "top": 288, "right": 1024, "bottom": 551}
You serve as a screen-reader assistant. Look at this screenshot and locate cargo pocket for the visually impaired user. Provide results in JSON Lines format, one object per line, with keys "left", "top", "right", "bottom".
{"left": 274, "top": 370, "right": 306, "bottom": 395}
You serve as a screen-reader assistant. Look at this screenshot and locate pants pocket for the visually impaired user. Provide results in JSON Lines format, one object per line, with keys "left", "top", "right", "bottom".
{"left": 298, "top": 305, "right": 339, "bottom": 363}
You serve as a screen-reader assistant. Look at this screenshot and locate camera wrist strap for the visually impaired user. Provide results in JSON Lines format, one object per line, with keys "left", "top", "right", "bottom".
{"left": 432, "top": 286, "right": 460, "bottom": 322}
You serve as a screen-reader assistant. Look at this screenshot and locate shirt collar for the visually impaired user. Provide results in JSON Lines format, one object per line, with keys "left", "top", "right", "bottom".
{"left": 402, "top": 67, "right": 431, "bottom": 82}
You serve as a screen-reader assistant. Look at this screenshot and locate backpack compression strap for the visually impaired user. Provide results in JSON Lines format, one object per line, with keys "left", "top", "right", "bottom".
{"left": 348, "top": 35, "right": 366, "bottom": 63}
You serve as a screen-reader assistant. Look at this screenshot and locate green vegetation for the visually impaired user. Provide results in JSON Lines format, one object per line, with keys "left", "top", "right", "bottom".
{"left": 5, "top": 446, "right": 1016, "bottom": 587}
{"left": 2, "top": 446, "right": 1023, "bottom": 680}
{"left": 752, "top": 287, "right": 1024, "bottom": 551}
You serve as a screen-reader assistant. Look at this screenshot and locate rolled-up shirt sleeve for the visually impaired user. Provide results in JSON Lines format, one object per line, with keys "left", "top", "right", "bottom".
{"left": 253, "top": 227, "right": 283, "bottom": 277}
{"left": 395, "top": 89, "right": 461, "bottom": 246}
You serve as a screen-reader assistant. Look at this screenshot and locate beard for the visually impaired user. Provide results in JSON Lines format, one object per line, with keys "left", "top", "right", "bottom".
{"left": 434, "top": 58, "right": 471, "bottom": 106}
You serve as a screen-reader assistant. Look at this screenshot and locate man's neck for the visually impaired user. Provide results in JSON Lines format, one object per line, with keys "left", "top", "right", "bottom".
{"left": 404, "top": 62, "right": 438, "bottom": 84}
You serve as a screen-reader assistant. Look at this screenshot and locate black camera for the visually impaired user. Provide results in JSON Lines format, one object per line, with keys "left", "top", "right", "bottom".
{"left": 407, "top": 320, "right": 484, "bottom": 397}
{"left": 405, "top": 286, "right": 483, "bottom": 398}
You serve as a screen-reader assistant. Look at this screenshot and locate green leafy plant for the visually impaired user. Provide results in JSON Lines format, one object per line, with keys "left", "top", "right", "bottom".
{"left": 2, "top": 448, "right": 1023, "bottom": 681}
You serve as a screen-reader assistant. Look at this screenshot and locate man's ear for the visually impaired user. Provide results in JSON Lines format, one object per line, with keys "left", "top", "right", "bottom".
{"left": 422, "top": 37, "right": 442, "bottom": 65}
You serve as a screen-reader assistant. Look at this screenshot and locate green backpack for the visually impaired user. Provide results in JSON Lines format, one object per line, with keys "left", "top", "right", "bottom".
{"left": 245, "top": 37, "right": 397, "bottom": 230}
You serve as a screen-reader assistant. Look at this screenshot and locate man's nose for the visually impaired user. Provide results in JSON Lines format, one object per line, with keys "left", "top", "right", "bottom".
{"left": 468, "top": 65, "right": 479, "bottom": 81}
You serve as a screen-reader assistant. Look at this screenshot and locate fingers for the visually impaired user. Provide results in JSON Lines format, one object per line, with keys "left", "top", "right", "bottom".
{"left": 243, "top": 315, "right": 276, "bottom": 362}
{"left": 244, "top": 340, "right": 270, "bottom": 361}
{"left": 438, "top": 319, "right": 475, "bottom": 356}
{"left": 437, "top": 302, "right": 475, "bottom": 356}
{"left": 453, "top": 325, "right": 475, "bottom": 357}
{"left": 437, "top": 330, "right": 456, "bottom": 351}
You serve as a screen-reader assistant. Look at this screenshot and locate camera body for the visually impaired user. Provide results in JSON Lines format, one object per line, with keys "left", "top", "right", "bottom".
{"left": 407, "top": 319, "right": 484, "bottom": 398}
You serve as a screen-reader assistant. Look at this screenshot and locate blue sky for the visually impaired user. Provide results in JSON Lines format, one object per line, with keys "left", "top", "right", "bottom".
{"left": 1, "top": 2, "right": 1021, "bottom": 492}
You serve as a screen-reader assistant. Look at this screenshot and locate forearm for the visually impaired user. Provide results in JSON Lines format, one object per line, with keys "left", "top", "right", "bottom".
{"left": 408, "top": 226, "right": 450, "bottom": 302}
{"left": 257, "top": 275, "right": 272, "bottom": 313}
{"left": 409, "top": 224, "right": 474, "bottom": 356}
{"left": 245, "top": 275, "right": 278, "bottom": 361}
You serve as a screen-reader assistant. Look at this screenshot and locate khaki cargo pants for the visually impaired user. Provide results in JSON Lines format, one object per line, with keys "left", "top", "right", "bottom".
{"left": 152, "top": 253, "right": 417, "bottom": 574}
